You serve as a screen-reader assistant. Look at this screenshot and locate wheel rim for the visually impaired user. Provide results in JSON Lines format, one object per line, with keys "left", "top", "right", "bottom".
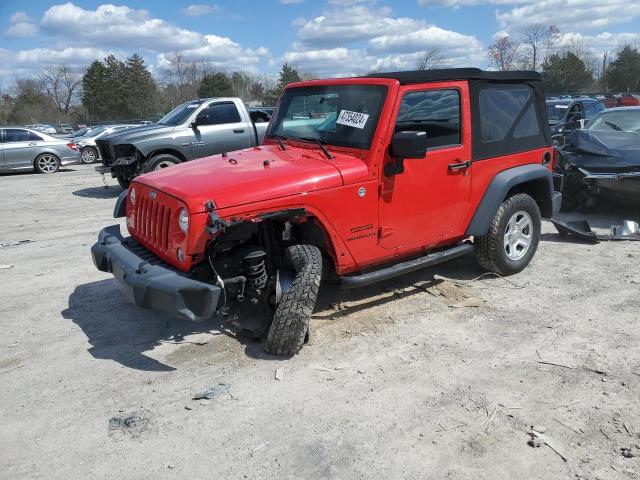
{"left": 154, "top": 160, "right": 176, "bottom": 170}
{"left": 81, "top": 149, "right": 96, "bottom": 164}
{"left": 37, "top": 154, "right": 58, "bottom": 173}
{"left": 503, "top": 210, "right": 533, "bottom": 261}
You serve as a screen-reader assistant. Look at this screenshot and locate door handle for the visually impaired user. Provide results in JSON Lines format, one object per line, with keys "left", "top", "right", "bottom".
{"left": 448, "top": 160, "right": 472, "bottom": 171}
{"left": 233, "top": 129, "right": 245, "bottom": 134}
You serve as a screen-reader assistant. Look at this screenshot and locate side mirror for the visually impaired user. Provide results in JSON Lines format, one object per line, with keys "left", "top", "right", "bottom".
{"left": 568, "top": 111, "right": 584, "bottom": 122}
{"left": 385, "top": 131, "right": 427, "bottom": 176}
{"left": 191, "top": 113, "right": 208, "bottom": 129}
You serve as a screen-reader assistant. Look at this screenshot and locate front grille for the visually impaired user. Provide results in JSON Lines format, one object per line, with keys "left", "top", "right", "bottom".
{"left": 95, "top": 140, "right": 113, "bottom": 165}
{"left": 134, "top": 194, "right": 173, "bottom": 253}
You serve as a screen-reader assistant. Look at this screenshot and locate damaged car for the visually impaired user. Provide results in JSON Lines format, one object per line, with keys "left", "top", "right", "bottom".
{"left": 555, "top": 106, "right": 640, "bottom": 210}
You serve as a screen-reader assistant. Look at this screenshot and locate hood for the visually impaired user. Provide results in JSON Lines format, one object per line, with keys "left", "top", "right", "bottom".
{"left": 563, "top": 129, "right": 640, "bottom": 172}
{"left": 133, "top": 144, "right": 368, "bottom": 213}
{"left": 101, "top": 124, "right": 173, "bottom": 143}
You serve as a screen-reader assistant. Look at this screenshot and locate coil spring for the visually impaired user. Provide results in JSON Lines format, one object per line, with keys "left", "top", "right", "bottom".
{"left": 243, "top": 250, "right": 268, "bottom": 290}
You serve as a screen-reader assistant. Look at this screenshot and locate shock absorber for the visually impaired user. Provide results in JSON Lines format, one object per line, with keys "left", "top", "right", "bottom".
{"left": 243, "top": 250, "right": 268, "bottom": 291}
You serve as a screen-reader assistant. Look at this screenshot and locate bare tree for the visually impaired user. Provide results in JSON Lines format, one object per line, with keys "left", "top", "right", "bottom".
{"left": 520, "top": 24, "right": 559, "bottom": 71}
{"left": 489, "top": 35, "right": 520, "bottom": 71}
{"left": 38, "top": 66, "right": 82, "bottom": 115}
{"left": 416, "top": 48, "right": 445, "bottom": 70}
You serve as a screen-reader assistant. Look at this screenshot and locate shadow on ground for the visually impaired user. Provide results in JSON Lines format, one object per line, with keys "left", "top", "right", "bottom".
{"left": 63, "top": 256, "right": 485, "bottom": 370}
{"left": 73, "top": 185, "right": 123, "bottom": 199}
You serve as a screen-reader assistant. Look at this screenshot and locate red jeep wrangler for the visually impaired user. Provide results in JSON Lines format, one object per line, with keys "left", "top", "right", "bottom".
{"left": 92, "top": 68, "right": 562, "bottom": 355}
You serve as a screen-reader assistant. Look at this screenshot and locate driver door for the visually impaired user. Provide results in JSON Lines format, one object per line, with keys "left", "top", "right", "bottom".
{"left": 190, "top": 102, "right": 251, "bottom": 158}
{"left": 378, "top": 82, "right": 472, "bottom": 251}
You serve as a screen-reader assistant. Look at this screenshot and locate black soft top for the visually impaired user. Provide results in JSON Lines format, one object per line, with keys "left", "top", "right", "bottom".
{"left": 366, "top": 68, "right": 541, "bottom": 85}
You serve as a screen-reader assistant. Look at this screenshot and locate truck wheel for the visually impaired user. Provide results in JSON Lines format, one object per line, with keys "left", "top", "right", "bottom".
{"left": 34, "top": 153, "right": 60, "bottom": 174}
{"left": 265, "top": 245, "right": 322, "bottom": 356}
{"left": 474, "top": 193, "right": 541, "bottom": 276}
{"left": 147, "top": 154, "right": 180, "bottom": 172}
{"left": 80, "top": 147, "right": 98, "bottom": 164}
{"left": 115, "top": 171, "right": 131, "bottom": 189}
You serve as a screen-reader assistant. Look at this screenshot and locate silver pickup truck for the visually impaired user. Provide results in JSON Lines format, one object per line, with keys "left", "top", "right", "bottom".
{"left": 95, "top": 97, "right": 269, "bottom": 187}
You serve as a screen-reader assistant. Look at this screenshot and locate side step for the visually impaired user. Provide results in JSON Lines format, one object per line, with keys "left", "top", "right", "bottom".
{"left": 339, "top": 243, "right": 474, "bottom": 289}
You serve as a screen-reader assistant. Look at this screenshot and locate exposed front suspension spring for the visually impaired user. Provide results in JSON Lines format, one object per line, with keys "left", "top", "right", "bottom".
{"left": 243, "top": 250, "right": 268, "bottom": 290}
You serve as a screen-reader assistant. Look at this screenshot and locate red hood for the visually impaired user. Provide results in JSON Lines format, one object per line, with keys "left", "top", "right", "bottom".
{"left": 133, "top": 144, "right": 368, "bottom": 213}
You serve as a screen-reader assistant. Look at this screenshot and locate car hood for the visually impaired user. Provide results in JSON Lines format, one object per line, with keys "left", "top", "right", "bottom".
{"left": 101, "top": 124, "right": 175, "bottom": 143}
{"left": 562, "top": 129, "right": 640, "bottom": 172}
{"left": 133, "top": 144, "right": 368, "bottom": 213}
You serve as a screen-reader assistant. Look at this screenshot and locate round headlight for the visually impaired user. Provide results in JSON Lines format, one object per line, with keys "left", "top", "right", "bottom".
{"left": 129, "top": 188, "right": 136, "bottom": 205}
{"left": 178, "top": 208, "right": 189, "bottom": 233}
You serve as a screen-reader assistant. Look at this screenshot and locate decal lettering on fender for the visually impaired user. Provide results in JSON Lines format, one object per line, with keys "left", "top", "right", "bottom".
{"left": 337, "top": 110, "right": 369, "bottom": 129}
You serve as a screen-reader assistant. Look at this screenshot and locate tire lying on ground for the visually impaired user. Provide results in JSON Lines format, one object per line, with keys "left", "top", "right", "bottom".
{"left": 265, "top": 244, "right": 322, "bottom": 356}
{"left": 474, "top": 193, "right": 541, "bottom": 276}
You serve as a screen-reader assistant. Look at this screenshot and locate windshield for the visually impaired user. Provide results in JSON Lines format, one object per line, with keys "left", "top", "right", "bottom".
{"left": 158, "top": 101, "right": 202, "bottom": 126}
{"left": 267, "top": 84, "right": 387, "bottom": 150}
{"left": 587, "top": 110, "right": 640, "bottom": 133}
{"left": 85, "top": 126, "right": 107, "bottom": 138}
{"left": 546, "top": 102, "right": 570, "bottom": 123}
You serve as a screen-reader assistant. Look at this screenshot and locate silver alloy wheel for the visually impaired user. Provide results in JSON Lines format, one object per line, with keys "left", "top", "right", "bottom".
{"left": 81, "top": 148, "right": 96, "bottom": 164}
{"left": 37, "top": 154, "right": 59, "bottom": 173}
{"left": 154, "top": 160, "right": 176, "bottom": 170}
{"left": 503, "top": 210, "right": 533, "bottom": 261}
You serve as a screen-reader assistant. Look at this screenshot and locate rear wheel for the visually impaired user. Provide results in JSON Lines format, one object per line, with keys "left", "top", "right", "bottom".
{"left": 265, "top": 245, "right": 322, "bottom": 356}
{"left": 34, "top": 153, "right": 60, "bottom": 174}
{"left": 474, "top": 193, "right": 541, "bottom": 276}
{"left": 80, "top": 147, "right": 98, "bottom": 164}
{"left": 147, "top": 153, "right": 180, "bottom": 172}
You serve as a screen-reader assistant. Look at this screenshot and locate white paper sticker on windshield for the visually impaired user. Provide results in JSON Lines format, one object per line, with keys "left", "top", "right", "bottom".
{"left": 337, "top": 110, "right": 369, "bottom": 129}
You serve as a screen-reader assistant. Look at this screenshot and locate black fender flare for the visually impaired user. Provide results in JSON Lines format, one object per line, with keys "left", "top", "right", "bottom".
{"left": 114, "top": 189, "right": 127, "bottom": 218}
{"left": 465, "top": 164, "right": 553, "bottom": 237}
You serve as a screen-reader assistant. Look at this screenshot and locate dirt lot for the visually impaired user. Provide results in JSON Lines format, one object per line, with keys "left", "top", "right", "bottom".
{"left": 1, "top": 165, "right": 639, "bottom": 479}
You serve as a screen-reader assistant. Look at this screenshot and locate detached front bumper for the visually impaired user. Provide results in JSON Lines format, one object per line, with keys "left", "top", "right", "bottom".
{"left": 91, "top": 225, "right": 221, "bottom": 322}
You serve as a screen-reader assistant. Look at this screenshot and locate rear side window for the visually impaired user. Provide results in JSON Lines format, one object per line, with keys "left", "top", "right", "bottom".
{"left": 479, "top": 87, "right": 537, "bottom": 142}
{"left": 396, "top": 90, "right": 461, "bottom": 149}
{"left": 4, "top": 129, "right": 43, "bottom": 142}
{"left": 201, "top": 102, "right": 242, "bottom": 125}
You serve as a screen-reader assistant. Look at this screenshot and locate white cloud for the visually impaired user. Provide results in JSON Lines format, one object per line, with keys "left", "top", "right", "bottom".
{"left": 284, "top": 3, "right": 485, "bottom": 76}
{"left": 5, "top": 11, "right": 38, "bottom": 38}
{"left": 496, "top": 0, "right": 640, "bottom": 31}
{"left": 182, "top": 4, "right": 221, "bottom": 16}
{"left": 279, "top": 0, "right": 304, "bottom": 4}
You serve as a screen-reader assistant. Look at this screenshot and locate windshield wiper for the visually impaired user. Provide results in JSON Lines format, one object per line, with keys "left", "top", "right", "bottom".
{"left": 298, "top": 137, "right": 333, "bottom": 159}
{"left": 275, "top": 134, "right": 286, "bottom": 151}
{"left": 604, "top": 121, "right": 623, "bottom": 132}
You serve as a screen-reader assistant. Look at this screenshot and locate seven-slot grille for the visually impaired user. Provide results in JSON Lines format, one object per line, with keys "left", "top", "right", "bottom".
{"left": 133, "top": 194, "right": 173, "bottom": 252}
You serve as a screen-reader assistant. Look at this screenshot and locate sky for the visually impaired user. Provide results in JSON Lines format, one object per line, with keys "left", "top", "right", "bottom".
{"left": 1, "top": 0, "right": 639, "bottom": 88}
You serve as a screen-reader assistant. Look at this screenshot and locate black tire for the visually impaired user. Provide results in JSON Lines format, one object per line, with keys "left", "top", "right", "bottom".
{"left": 115, "top": 170, "right": 131, "bottom": 189}
{"left": 80, "top": 147, "right": 98, "bottom": 164}
{"left": 34, "top": 153, "right": 60, "bottom": 174}
{"left": 146, "top": 153, "right": 180, "bottom": 172}
{"left": 474, "top": 193, "right": 541, "bottom": 276}
{"left": 265, "top": 245, "right": 322, "bottom": 355}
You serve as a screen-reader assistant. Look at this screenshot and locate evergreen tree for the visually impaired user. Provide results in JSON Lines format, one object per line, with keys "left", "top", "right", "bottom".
{"left": 82, "top": 60, "right": 110, "bottom": 119}
{"left": 606, "top": 46, "right": 640, "bottom": 92}
{"left": 198, "top": 73, "right": 233, "bottom": 98}
{"left": 542, "top": 52, "right": 592, "bottom": 94}
{"left": 125, "top": 54, "right": 158, "bottom": 118}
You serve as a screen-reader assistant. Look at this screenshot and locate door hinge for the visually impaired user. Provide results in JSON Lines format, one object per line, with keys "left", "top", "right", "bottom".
{"left": 379, "top": 225, "right": 394, "bottom": 239}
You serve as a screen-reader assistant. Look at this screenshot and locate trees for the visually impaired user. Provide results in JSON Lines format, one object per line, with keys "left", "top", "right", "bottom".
{"left": 198, "top": 72, "right": 234, "bottom": 98}
{"left": 489, "top": 35, "right": 520, "bottom": 71}
{"left": 520, "top": 25, "right": 560, "bottom": 71}
{"left": 542, "top": 52, "right": 593, "bottom": 94}
{"left": 416, "top": 48, "right": 445, "bottom": 70}
{"left": 7, "top": 79, "right": 55, "bottom": 125}
{"left": 262, "top": 63, "right": 301, "bottom": 106}
{"left": 605, "top": 45, "right": 640, "bottom": 92}
{"left": 82, "top": 54, "right": 158, "bottom": 120}
{"left": 38, "top": 66, "right": 82, "bottom": 115}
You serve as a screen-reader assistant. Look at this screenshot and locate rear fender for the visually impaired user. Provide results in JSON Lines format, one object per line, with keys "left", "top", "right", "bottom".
{"left": 466, "top": 164, "right": 553, "bottom": 236}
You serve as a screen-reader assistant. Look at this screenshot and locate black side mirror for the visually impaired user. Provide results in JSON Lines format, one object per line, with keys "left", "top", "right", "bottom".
{"left": 385, "top": 131, "right": 428, "bottom": 176}
{"left": 191, "top": 113, "right": 208, "bottom": 129}
{"left": 568, "top": 111, "right": 584, "bottom": 122}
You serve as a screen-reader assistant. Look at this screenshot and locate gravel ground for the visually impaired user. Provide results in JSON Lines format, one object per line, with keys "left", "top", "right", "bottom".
{"left": 1, "top": 165, "right": 639, "bottom": 480}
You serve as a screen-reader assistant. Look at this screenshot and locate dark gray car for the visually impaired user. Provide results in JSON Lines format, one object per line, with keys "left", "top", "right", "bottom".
{"left": 95, "top": 97, "right": 268, "bottom": 187}
{"left": 0, "top": 128, "right": 81, "bottom": 174}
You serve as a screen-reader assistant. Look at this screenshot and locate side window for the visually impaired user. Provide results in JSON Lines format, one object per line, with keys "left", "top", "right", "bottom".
{"left": 4, "top": 129, "right": 37, "bottom": 142}
{"left": 479, "top": 87, "right": 537, "bottom": 142}
{"left": 396, "top": 89, "right": 461, "bottom": 149}
{"left": 200, "top": 102, "right": 242, "bottom": 126}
